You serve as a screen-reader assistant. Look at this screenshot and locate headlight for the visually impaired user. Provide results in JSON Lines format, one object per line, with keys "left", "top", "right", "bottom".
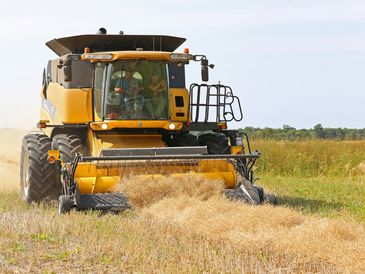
{"left": 83, "top": 53, "right": 113, "bottom": 60}
{"left": 101, "top": 123, "right": 108, "bottom": 130}
{"left": 169, "top": 123, "right": 176, "bottom": 130}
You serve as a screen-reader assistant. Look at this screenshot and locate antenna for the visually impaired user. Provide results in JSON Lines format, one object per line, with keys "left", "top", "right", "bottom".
{"left": 158, "top": 17, "right": 162, "bottom": 51}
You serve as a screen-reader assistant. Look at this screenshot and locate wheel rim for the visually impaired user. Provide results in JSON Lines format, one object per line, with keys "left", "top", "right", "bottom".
{"left": 22, "top": 150, "right": 30, "bottom": 198}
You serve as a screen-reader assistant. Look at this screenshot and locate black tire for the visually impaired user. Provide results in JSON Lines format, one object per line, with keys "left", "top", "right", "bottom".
{"left": 264, "top": 193, "right": 278, "bottom": 205}
{"left": 170, "top": 133, "right": 199, "bottom": 147}
{"left": 198, "top": 133, "right": 230, "bottom": 155}
{"left": 224, "top": 188, "right": 252, "bottom": 203}
{"left": 224, "top": 178, "right": 261, "bottom": 204}
{"left": 58, "top": 195, "right": 72, "bottom": 214}
{"left": 52, "top": 134, "right": 84, "bottom": 195}
{"left": 20, "top": 134, "right": 60, "bottom": 203}
{"left": 52, "top": 134, "right": 84, "bottom": 163}
{"left": 255, "top": 186, "right": 265, "bottom": 203}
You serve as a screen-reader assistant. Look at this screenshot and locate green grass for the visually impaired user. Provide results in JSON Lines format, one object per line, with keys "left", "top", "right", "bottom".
{"left": 246, "top": 139, "right": 365, "bottom": 222}
{"left": 259, "top": 176, "right": 365, "bottom": 222}
{"left": 252, "top": 139, "right": 365, "bottom": 177}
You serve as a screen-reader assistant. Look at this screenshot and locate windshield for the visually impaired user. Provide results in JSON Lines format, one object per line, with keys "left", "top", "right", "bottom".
{"left": 94, "top": 60, "right": 169, "bottom": 120}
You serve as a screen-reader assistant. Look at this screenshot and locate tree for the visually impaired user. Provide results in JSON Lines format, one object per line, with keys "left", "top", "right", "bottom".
{"left": 313, "top": 124, "right": 325, "bottom": 139}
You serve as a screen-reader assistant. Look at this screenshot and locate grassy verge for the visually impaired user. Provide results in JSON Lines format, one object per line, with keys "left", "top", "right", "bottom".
{"left": 252, "top": 139, "right": 365, "bottom": 177}
{"left": 259, "top": 176, "right": 365, "bottom": 222}
{"left": 250, "top": 139, "right": 365, "bottom": 222}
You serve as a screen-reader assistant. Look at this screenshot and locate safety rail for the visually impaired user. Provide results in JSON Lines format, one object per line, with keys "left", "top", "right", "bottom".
{"left": 189, "top": 83, "right": 243, "bottom": 123}
{"left": 78, "top": 153, "right": 259, "bottom": 162}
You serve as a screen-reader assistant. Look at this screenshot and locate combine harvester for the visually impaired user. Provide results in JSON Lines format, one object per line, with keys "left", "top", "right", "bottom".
{"left": 20, "top": 28, "right": 276, "bottom": 213}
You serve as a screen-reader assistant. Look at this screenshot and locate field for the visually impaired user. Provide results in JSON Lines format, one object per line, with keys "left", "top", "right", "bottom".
{"left": 0, "top": 130, "right": 364, "bottom": 273}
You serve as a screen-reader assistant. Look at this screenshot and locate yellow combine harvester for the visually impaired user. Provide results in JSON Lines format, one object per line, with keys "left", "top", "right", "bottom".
{"left": 20, "top": 28, "right": 276, "bottom": 213}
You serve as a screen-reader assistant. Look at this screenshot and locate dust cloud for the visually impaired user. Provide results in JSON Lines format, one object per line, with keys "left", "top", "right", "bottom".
{"left": 0, "top": 129, "right": 26, "bottom": 192}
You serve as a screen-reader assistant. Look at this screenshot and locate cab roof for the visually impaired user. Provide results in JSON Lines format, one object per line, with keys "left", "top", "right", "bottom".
{"left": 46, "top": 34, "right": 186, "bottom": 56}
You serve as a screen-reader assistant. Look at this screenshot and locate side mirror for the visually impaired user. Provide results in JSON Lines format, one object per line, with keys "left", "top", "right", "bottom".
{"left": 63, "top": 66, "right": 72, "bottom": 82}
{"left": 201, "top": 59, "right": 209, "bottom": 82}
{"left": 194, "top": 55, "right": 214, "bottom": 82}
{"left": 201, "top": 65, "right": 209, "bottom": 82}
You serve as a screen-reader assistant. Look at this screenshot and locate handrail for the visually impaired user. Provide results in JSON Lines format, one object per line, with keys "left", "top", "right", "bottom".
{"left": 189, "top": 83, "right": 243, "bottom": 123}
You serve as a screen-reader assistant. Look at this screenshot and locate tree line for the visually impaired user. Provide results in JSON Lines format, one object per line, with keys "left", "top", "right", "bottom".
{"left": 240, "top": 124, "right": 365, "bottom": 140}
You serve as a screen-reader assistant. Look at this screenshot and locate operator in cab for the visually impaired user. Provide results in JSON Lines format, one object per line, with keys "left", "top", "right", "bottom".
{"left": 144, "top": 71, "right": 167, "bottom": 118}
{"left": 112, "top": 63, "right": 144, "bottom": 119}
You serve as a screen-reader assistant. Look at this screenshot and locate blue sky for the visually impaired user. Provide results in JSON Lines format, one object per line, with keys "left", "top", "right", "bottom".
{"left": 0, "top": 0, "right": 364, "bottom": 129}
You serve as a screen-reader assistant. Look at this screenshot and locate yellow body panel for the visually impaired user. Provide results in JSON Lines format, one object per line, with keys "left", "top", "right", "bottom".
{"left": 231, "top": 146, "right": 244, "bottom": 155}
{"left": 97, "top": 134, "right": 164, "bottom": 149}
{"left": 74, "top": 159, "right": 237, "bottom": 194}
{"left": 87, "top": 130, "right": 165, "bottom": 157}
{"left": 63, "top": 88, "right": 92, "bottom": 123}
{"left": 42, "top": 82, "right": 92, "bottom": 125}
{"left": 170, "top": 88, "right": 189, "bottom": 122}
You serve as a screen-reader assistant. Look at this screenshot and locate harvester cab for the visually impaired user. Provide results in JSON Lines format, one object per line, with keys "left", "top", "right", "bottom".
{"left": 20, "top": 29, "right": 276, "bottom": 213}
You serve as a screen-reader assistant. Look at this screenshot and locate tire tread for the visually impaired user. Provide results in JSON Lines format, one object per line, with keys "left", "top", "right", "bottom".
{"left": 20, "top": 134, "right": 60, "bottom": 202}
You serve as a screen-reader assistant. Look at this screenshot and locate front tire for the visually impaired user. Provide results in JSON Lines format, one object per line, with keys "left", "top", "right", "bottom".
{"left": 20, "top": 134, "right": 60, "bottom": 203}
{"left": 198, "top": 133, "right": 230, "bottom": 154}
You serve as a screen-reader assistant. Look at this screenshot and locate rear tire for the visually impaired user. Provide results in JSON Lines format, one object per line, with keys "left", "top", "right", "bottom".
{"left": 20, "top": 134, "right": 60, "bottom": 203}
{"left": 170, "top": 133, "right": 199, "bottom": 147}
{"left": 198, "top": 133, "right": 230, "bottom": 154}
{"left": 52, "top": 134, "right": 84, "bottom": 163}
{"left": 52, "top": 134, "right": 84, "bottom": 194}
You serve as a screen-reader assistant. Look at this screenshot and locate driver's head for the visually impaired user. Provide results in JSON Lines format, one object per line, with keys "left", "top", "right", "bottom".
{"left": 125, "top": 70, "right": 134, "bottom": 80}
{"left": 125, "top": 62, "right": 137, "bottom": 71}
{"left": 151, "top": 71, "right": 159, "bottom": 84}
